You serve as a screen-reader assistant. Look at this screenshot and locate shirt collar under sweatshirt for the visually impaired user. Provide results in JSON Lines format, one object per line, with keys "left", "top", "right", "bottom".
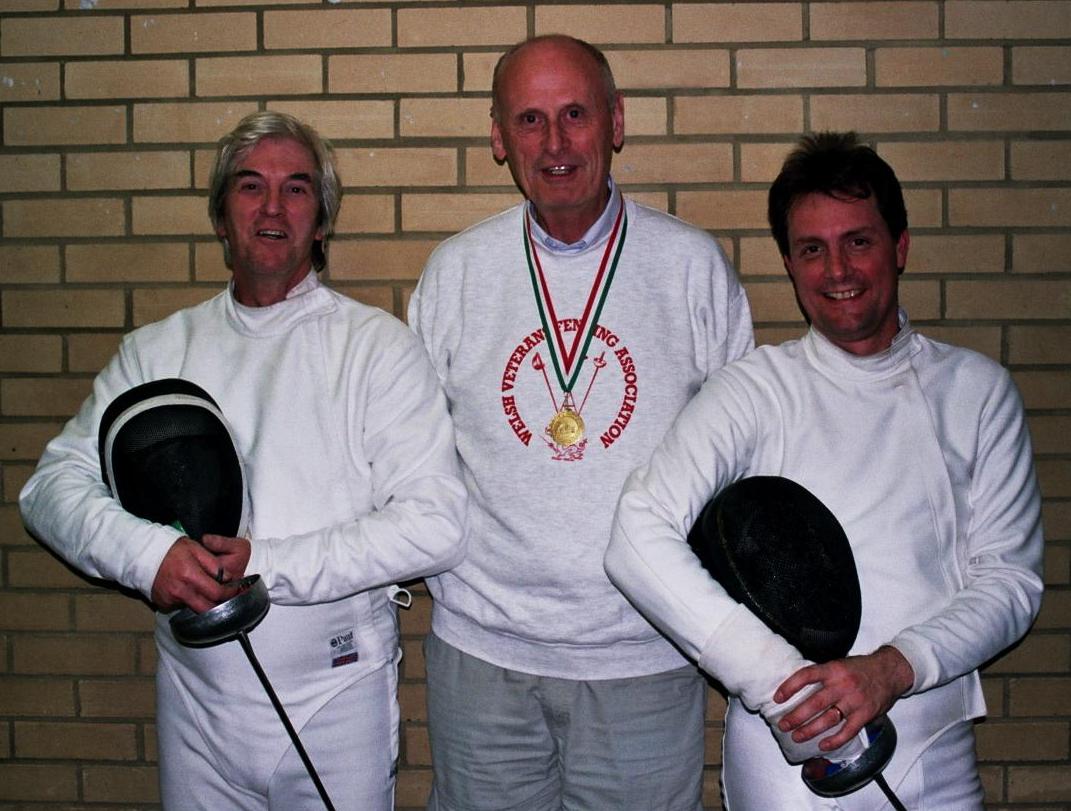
{"left": 526, "top": 178, "right": 622, "bottom": 255}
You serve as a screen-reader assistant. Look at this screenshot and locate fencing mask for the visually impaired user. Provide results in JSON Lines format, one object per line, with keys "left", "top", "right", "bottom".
{"left": 687, "top": 476, "right": 899, "bottom": 802}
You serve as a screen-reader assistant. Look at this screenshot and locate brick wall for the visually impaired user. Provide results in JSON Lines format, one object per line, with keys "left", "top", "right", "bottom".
{"left": 1, "top": 0, "right": 1068, "bottom": 807}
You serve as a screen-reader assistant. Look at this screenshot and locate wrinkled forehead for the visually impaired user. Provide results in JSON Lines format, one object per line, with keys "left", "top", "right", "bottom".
{"left": 497, "top": 40, "right": 607, "bottom": 111}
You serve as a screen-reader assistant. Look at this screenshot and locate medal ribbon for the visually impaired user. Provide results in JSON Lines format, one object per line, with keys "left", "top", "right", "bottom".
{"left": 523, "top": 203, "right": 627, "bottom": 394}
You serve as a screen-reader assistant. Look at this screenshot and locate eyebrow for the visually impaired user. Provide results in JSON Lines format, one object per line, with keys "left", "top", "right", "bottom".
{"left": 233, "top": 169, "right": 314, "bottom": 183}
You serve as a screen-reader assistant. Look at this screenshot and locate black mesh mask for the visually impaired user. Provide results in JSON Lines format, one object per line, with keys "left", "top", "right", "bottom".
{"left": 687, "top": 476, "right": 861, "bottom": 663}
{"left": 98, "top": 379, "right": 249, "bottom": 541}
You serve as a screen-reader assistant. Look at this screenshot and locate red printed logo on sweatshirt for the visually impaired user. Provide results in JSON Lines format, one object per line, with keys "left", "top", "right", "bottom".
{"left": 499, "top": 321, "right": 638, "bottom": 461}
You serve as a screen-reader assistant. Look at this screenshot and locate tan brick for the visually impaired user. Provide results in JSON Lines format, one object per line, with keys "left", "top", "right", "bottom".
{"left": 140, "top": 636, "right": 158, "bottom": 674}
{"left": 677, "top": 189, "right": 767, "bottom": 230}
{"left": 14, "top": 634, "right": 136, "bottom": 675}
{"left": 0, "top": 0, "right": 57, "bottom": 12}
{"left": 878, "top": 140, "right": 1004, "bottom": 181}
{"left": 1036, "top": 590, "right": 1070, "bottom": 630}
{"left": 745, "top": 279, "right": 807, "bottom": 323}
{"left": 1033, "top": 420, "right": 1071, "bottom": 462}
{"left": 620, "top": 96, "right": 671, "bottom": 136}
{"left": 400, "top": 98, "right": 492, "bottom": 138}
{"left": 912, "top": 325, "right": 1002, "bottom": 360}
{"left": 404, "top": 723, "right": 432, "bottom": 766}
{"left": 67, "top": 150, "right": 190, "bottom": 191}
{"left": 949, "top": 93, "right": 1071, "bottom": 132}
{"left": 397, "top": 592, "right": 432, "bottom": 636}
{"left": 899, "top": 279, "right": 942, "bottom": 320}
{"left": 334, "top": 195, "right": 396, "bottom": 235}
{"left": 132, "top": 195, "right": 209, "bottom": 235}
{"left": 0, "top": 336, "right": 61, "bottom": 373}
{"left": 946, "top": 0, "right": 1071, "bottom": 39}
{"left": 7, "top": 549, "right": 88, "bottom": 589}
{"left": 2, "top": 378, "right": 92, "bottom": 417}
{"left": 400, "top": 637, "right": 426, "bottom": 679}
{"left": 950, "top": 188, "right": 1071, "bottom": 228}
{"left": 462, "top": 51, "right": 501, "bottom": 93}
{"left": 15, "top": 720, "right": 138, "bottom": 760}
{"left": 908, "top": 234, "right": 1004, "bottom": 274}
{"left": 1014, "top": 235, "right": 1071, "bottom": 274}
{"left": 66, "top": 58, "right": 188, "bottom": 100}
{"left": 0, "top": 593, "right": 69, "bottom": 630}
{"left": 1012, "top": 370, "right": 1071, "bottom": 410}
{"left": 396, "top": 767, "right": 432, "bottom": 809}
{"left": 1009, "top": 326, "right": 1071, "bottom": 365}
{"left": 1037, "top": 459, "right": 1071, "bottom": 500}
{"left": 986, "top": 633, "right": 1070, "bottom": 674}
{"left": 0, "top": 763, "right": 78, "bottom": 802}
{"left": 4, "top": 198, "right": 125, "bottom": 238}
{"left": 463, "top": 147, "right": 512, "bottom": 187}
{"left": 78, "top": 678, "right": 155, "bottom": 717}
{"left": 0, "top": 676, "right": 75, "bottom": 716}
{"left": 398, "top": 6, "right": 526, "bottom": 47}
{"left": 0, "top": 153, "right": 60, "bottom": 192}
{"left": 0, "top": 501, "right": 35, "bottom": 544}
{"left": 977, "top": 719, "right": 1069, "bottom": 761}
{"left": 1007, "top": 764, "right": 1071, "bottom": 802}
{"left": 132, "top": 286, "right": 218, "bottom": 326}
{"left": 1045, "top": 499, "right": 1071, "bottom": 537}
{"left": 810, "top": 2, "right": 939, "bottom": 40}
{"left": 335, "top": 284, "right": 396, "bottom": 314}
{"left": 947, "top": 279, "right": 1070, "bottom": 320}
{"left": 0, "top": 61, "right": 60, "bottom": 102}
{"left": 1, "top": 17, "right": 124, "bottom": 56}
{"left": 2, "top": 462, "right": 35, "bottom": 503}
{"left": 83, "top": 765, "right": 159, "bottom": 803}
{"left": 264, "top": 8, "right": 391, "bottom": 49}
{"left": 978, "top": 764, "right": 1002, "bottom": 802}
{"left": 67, "top": 243, "right": 190, "bottom": 283}
{"left": 675, "top": 96, "right": 803, "bottom": 135}
{"left": 0, "top": 423, "right": 64, "bottom": 462}
{"left": 534, "top": 5, "right": 666, "bottom": 44}
{"left": 1014, "top": 46, "right": 1071, "bottom": 86}
{"left": 68, "top": 333, "right": 124, "bottom": 373}
{"left": 194, "top": 242, "right": 230, "bottom": 282}
{"left": 741, "top": 142, "right": 801, "bottom": 183}
{"left": 398, "top": 680, "right": 426, "bottom": 722}
{"left": 672, "top": 3, "right": 802, "bottom": 42}
{"left": 614, "top": 142, "right": 733, "bottom": 184}
{"left": 810, "top": 93, "right": 940, "bottom": 133}
{"left": 608, "top": 49, "right": 730, "bottom": 89}
{"left": 66, "top": 0, "right": 187, "bottom": 7}
{"left": 331, "top": 240, "right": 435, "bottom": 282}
{"left": 737, "top": 48, "right": 866, "bottom": 88}
{"left": 1012, "top": 140, "right": 1071, "bottom": 181}
{"left": 131, "top": 12, "right": 256, "bottom": 54}
{"left": 75, "top": 594, "right": 155, "bottom": 633}
{"left": 3, "top": 289, "right": 126, "bottom": 328}
{"left": 336, "top": 148, "right": 456, "bottom": 188}
{"left": 401, "top": 192, "right": 519, "bottom": 233}
{"left": 4, "top": 105, "right": 126, "bottom": 146}
{"left": 267, "top": 100, "right": 394, "bottom": 141}
{"left": 875, "top": 46, "right": 1003, "bottom": 87}
{"left": 134, "top": 101, "right": 258, "bottom": 143}
{"left": 1045, "top": 546, "right": 1070, "bottom": 588}
{"left": 196, "top": 55, "right": 323, "bottom": 97}
{"left": 330, "top": 54, "right": 457, "bottom": 94}
{"left": 738, "top": 236, "right": 786, "bottom": 276}
{"left": 199, "top": 0, "right": 316, "bottom": 7}
{"left": 0, "top": 245, "right": 60, "bottom": 284}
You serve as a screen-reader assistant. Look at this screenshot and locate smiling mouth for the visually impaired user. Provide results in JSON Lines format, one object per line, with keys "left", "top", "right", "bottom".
{"left": 257, "top": 229, "right": 286, "bottom": 240}
{"left": 826, "top": 289, "right": 862, "bottom": 300}
{"left": 542, "top": 165, "right": 575, "bottom": 176}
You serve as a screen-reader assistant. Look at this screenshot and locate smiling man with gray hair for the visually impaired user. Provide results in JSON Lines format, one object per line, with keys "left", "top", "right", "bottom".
{"left": 21, "top": 111, "right": 467, "bottom": 810}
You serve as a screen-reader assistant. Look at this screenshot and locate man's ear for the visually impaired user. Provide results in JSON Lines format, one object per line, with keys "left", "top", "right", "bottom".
{"left": 612, "top": 92, "right": 625, "bottom": 151}
{"left": 895, "top": 228, "right": 910, "bottom": 274}
{"left": 490, "top": 119, "right": 508, "bottom": 164}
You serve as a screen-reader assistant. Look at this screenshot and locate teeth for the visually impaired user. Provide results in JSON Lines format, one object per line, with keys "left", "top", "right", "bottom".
{"left": 827, "top": 290, "right": 860, "bottom": 300}
{"left": 545, "top": 166, "right": 571, "bottom": 175}
{"left": 258, "top": 230, "right": 286, "bottom": 239}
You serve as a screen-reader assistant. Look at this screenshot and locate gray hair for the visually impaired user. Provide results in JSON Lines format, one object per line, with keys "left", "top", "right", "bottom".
{"left": 208, "top": 111, "right": 342, "bottom": 272}
{"left": 490, "top": 35, "right": 618, "bottom": 122}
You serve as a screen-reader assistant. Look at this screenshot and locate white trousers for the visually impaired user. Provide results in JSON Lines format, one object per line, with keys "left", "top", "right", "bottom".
{"left": 157, "top": 655, "right": 399, "bottom": 810}
{"left": 722, "top": 699, "right": 983, "bottom": 811}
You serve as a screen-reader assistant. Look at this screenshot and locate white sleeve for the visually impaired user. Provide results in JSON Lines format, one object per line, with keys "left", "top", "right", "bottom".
{"left": 19, "top": 338, "right": 181, "bottom": 599}
{"left": 605, "top": 370, "right": 810, "bottom": 713}
{"left": 246, "top": 329, "right": 467, "bottom": 605}
{"left": 891, "top": 372, "right": 1044, "bottom": 694}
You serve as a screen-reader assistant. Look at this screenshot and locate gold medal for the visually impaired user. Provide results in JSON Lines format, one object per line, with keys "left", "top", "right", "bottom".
{"left": 548, "top": 404, "right": 585, "bottom": 447}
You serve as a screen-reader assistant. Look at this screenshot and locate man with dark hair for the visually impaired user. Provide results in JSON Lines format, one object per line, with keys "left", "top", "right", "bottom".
{"left": 409, "top": 35, "right": 753, "bottom": 810}
{"left": 21, "top": 111, "right": 467, "bottom": 810}
{"left": 606, "top": 131, "right": 1043, "bottom": 808}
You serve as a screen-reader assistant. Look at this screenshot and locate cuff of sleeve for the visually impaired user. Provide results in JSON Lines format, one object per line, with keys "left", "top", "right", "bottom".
{"left": 245, "top": 537, "right": 274, "bottom": 590}
{"left": 130, "top": 528, "right": 185, "bottom": 601}
{"left": 697, "top": 601, "right": 810, "bottom": 713}
{"left": 884, "top": 634, "right": 934, "bottom": 695}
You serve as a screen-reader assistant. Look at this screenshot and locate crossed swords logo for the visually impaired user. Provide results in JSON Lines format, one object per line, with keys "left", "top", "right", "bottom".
{"left": 531, "top": 349, "right": 608, "bottom": 454}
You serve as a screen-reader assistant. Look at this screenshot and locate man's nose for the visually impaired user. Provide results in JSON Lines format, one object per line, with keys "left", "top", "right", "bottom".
{"left": 545, "top": 121, "right": 568, "bottom": 154}
{"left": 261, "top": 188, "right": 282, "bottom": 215}
{"left": 826, "top": 249, "right": 849, "bottom": 279}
